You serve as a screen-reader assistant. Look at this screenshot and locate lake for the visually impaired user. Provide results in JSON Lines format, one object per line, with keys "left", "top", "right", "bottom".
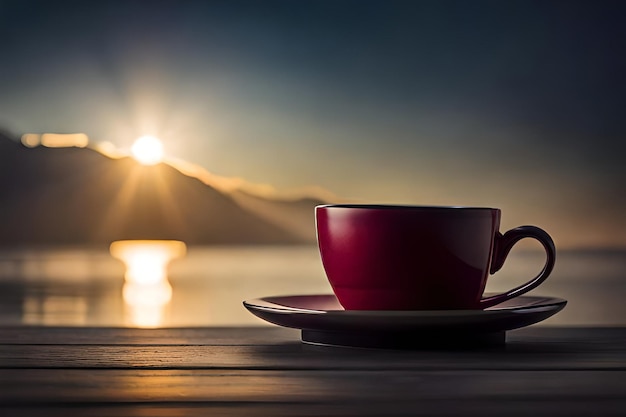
{"left": 0, "top": 245, "right": 624, "bottom": 327}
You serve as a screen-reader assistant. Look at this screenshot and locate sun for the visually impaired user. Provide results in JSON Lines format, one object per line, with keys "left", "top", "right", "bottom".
{"left": 131, "top": 135, "right": 164, "bottom": 165}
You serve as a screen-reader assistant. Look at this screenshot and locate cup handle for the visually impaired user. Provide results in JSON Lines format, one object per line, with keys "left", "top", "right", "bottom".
{"left": 479, "top": 226, "right": 556, "bottom": 309}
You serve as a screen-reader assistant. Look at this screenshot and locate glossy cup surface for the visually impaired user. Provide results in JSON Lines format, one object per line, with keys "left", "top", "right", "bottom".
{"left": 316, "top": 205, "right": 501, "bottom": 310}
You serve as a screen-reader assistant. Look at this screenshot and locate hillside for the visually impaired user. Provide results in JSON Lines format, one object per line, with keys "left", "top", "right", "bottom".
{"left": 0, "top": 133, "right": 322, "bottom": 246}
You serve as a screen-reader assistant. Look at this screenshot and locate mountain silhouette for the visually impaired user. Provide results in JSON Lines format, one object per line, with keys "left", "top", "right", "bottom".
{"left": 0, "top": 132, "right": 323, "bottom": 246}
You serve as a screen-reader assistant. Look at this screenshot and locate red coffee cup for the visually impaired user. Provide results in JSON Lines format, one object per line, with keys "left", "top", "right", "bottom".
{"left": 316, "top": 205, "right": 556, "bottom": 310}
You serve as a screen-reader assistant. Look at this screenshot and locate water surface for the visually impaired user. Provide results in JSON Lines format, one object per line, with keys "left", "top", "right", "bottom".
{"left": 0, "top": 246, "right": 623, "bottom": 327}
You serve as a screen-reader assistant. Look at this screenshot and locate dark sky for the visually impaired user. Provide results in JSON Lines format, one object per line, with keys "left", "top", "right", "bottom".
{"left": 0, "top": 0, "right": 625, "bottom": 247}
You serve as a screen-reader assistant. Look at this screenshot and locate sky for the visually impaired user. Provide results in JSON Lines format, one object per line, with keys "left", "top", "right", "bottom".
{"left": 0, "top": 0, "right": 625, "bottom": 248}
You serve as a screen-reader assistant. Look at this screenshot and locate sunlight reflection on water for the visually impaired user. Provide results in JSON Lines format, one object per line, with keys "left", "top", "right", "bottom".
{"left": 110, "top": 240, "right": 186, "bottom": 327}
{"left": 0, "top": 246, "right": 624, "bottom": 327}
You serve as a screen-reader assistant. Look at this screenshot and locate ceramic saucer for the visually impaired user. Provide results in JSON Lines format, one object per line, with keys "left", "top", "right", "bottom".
{"left": 243, "top": 294, "right": 567, "bottom": 349}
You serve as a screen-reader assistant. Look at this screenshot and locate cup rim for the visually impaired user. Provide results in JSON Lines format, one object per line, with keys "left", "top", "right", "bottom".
{"left": 316, "top": 204, "right": 499, "bottom": 212}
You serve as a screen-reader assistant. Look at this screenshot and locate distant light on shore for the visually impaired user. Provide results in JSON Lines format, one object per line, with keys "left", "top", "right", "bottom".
{"left": 93, "top": 141, "right": 126, "bottom": 159}
{"left": 21, "top": 133, "right": 89, "bottom": 148}
{"left": 20, "top": 133, "right": 40, "bottom": 147}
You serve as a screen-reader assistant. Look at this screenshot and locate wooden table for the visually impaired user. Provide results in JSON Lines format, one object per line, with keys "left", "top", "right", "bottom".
{"left": 0, "top": 326, "right": 625, "bottom": 416}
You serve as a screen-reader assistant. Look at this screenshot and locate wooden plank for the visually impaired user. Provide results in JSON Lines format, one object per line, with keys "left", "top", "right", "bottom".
{"left": 1, "top": 327, "right": 625, "bottom": 371}
{"left": 0, "top": 369, "right": 625, "bottom": 404}
{"left": 0, "top": 369, "right": 625, "bottom": 417}
{"left": 3, "top": 400, "right": 626, "bottom": 417}
{"left": 1, "top": 340, "right": 625, "bottom": 370}
{"left": 0, "top": 326, "right": 625, "bottom": 347}
{"left": 1, "top": 326, "right": 624, "bottom": 417}
{"left": 0, "top": 326, "right": 298, "bottom": 346}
